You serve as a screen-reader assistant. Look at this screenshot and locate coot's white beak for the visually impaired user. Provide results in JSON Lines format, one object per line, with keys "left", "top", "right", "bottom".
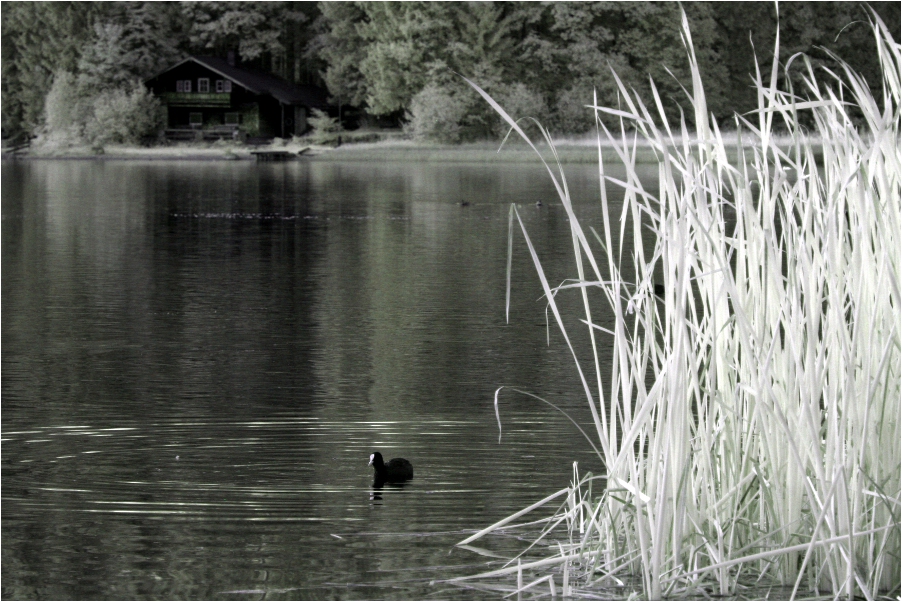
{"left": 368, "top": 453, "right": 374, "bottom": 466}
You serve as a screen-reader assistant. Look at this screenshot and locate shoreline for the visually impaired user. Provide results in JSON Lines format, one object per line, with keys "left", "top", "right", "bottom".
{"left": 0, "top": 144, "right": 681, "bottom": 166}
{"left": 2, "top": 140, "right": 611, "bottom": 163}
{"left": 2, "top": 134, "right": 818, "bottom": 165}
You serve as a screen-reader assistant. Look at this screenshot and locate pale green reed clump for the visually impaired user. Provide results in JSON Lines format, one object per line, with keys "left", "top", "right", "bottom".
{"left": 454, "top": 11, "right": 900, "bottom": 601}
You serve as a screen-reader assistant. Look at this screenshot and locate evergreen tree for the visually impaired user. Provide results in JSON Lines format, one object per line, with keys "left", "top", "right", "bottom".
{"left": 1, "top": 2, "right": 102, "bottom": 137}
{"left": 118, "top": 2, "right": 187, "bottom": 78}
{"left": 516, "top": 2, "right": 729, "bottom": 133}
{"left": 317, "top": 1, "right": 527, "bottom": 126}
{"left": 311, "top": 2, "right": 369, "bottom": 107}
{"left": 355, "top": 2, "right": 457, "bottom": 115}
{"left": 77, "top": 21, "right": 141, "bottom": 91}
{"left": 182, "top": 1, "right": 309, "bottom": 78}
{"left": 76, "top": 3, "right": 186, "bottom": 91}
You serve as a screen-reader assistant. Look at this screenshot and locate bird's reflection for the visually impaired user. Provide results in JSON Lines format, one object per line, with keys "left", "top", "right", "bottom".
{"left": 369, "top": 477, "right": 409, "bottom": 501}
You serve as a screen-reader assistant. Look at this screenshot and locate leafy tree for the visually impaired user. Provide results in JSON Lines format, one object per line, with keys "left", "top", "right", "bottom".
{"left": 479, "top": 81, "right": 548, "bottom": 139}
{"left": 42, "top": 71, "right": 92, "bottom": 145}
{"left": 360, "top": 39, "right": 423, "bottom": 115}
{"left": 496, "top": 83, "right": 549, "bottom": 127}
{"left": 2, "top": 2, "right": 184, "bottom": 138}
{"left": 40, "top": 2, "right": 176, "bottom": 145}
{"left": 314, "top": 1, "right": 733, "bottom": 134}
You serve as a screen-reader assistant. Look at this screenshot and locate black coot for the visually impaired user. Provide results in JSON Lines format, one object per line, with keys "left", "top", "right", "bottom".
{"left": 369, "top": 452, "right": 413, "bottom": 482}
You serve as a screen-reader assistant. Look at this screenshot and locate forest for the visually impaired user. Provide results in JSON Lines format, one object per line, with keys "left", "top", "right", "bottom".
{"left": 2, "top": 1, "right": 900, "bottom": 143}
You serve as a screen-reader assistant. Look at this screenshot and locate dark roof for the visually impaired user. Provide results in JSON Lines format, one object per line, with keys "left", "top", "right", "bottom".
{"left": 148, "top": 56, "right": 328, "bottom": 108}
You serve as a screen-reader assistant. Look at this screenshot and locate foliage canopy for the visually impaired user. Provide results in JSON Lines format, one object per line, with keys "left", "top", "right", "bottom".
{"left": 2, "top": 1, "right": 899, "bottom": 141}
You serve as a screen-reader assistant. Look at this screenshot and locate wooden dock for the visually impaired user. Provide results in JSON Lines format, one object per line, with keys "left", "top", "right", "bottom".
{"left": 2, "top": 141, "right": 30, "bottom": 159}
{"left": 250, "top": 148, "right": 310, "bottom": 162}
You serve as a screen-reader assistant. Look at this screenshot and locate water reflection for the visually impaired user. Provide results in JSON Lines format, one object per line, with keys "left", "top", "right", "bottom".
{"left": 2, "top": 159, "right": 646, "bottom": 599}
{"left": 369, "top": 480, "right": 410, "bottom": 502}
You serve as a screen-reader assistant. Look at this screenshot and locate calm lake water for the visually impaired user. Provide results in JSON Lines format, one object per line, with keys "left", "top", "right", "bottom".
{"left": 2, "top": 158, "right": 651, "bottom": 600}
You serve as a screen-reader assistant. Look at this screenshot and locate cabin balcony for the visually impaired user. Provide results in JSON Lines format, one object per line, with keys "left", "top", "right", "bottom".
{"left": 162, "top": 92, "right": 232, "bottom": 107}
{"left": 164, "top": 125, "right": 244, "bottom": 142}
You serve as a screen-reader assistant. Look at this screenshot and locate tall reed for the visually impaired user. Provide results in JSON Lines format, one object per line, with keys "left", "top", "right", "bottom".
{"left": 455, "top": 11, "right": 900, "bottom": 600}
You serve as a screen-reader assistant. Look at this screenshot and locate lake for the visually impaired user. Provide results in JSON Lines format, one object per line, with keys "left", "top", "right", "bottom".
{"left": 2, "top": 158, "right": 649, "bottom": 600}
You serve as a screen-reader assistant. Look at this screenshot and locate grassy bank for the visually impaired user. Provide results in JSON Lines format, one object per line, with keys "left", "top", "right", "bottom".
{"left": 5, "top": 132, "right": 814, "bottom": 166}
{"left": 5, "top": 137, "right": 644, "bottom": 163}
{"left": 453, "top": 12, "right": 900, "bottom": 601}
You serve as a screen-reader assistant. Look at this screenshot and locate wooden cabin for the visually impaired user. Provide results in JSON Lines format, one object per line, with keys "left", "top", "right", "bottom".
{"left": 145, "top": 56, "right": 328, "bottom": 140}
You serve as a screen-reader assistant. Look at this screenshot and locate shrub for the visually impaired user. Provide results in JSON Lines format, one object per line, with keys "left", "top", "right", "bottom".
{"left": 404, "top": 82, "right": 470, "bottom": 143}
{"left": 40, "top": 73, "right": 162, "bottom": 147}
{"left": 552, "top": 82, "right": 596, "bottom": 136}
{"left": 305, "top": 108, "right": 342, "bottom": 145}
{"left": 406, "top": 80, "right": 547, "bottom": 143}
{"left": 491, "top": 83, "right": 548, "bottom": 138}
{"left": 84, "top": 82, "right": 162, "bottom": 145}
{"left": 550, "top": 61, "right": 640, "bottom": 135}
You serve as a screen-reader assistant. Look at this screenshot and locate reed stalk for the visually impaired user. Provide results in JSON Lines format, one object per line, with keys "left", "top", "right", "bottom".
{"left": 455, "top": 11, "right": 900, "bottom": 600}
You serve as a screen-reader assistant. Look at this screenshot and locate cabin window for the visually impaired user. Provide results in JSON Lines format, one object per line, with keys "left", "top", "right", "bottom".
{"left": 176, "top": 79, "right": 191, "bottom": 93}
{"left": 225, "top": 113, "right": 240, "bottom": 126}
{"left": 198, "top": 78, "right": 210, "bottom": 93}
{"left": 215, "top": 80, "right": 233, "bottom": 93}
{"left": 189, "top": 112, "right": 203, "bottom": 128}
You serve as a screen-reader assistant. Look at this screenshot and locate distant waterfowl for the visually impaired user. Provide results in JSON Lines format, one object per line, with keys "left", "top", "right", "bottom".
{"left": 536, "top": 200, "right": 543, "bottom": 207}
{"left": 459, "top": 200, "right": 470, "bottom": 207}
{"left": 369, "top": 452, "right": 413, "bottom": 482}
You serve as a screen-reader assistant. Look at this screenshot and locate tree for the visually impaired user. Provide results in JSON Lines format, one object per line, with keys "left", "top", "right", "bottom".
{"left": 1, "top": 2, "right": 102, "bottom": 137}
{"left": 315, "top": 1, "right": 528, "bottom": 131}
{"left": 711, "top": 2, "right": 901, "bottom": 120}
{"left": 1, "top": 2, "right": 187, "bottom": 139}
{"left": 355, "top": 3, "right": 456, "bottom": 115}
{"left": 115, "top": 2, "right": 187, "bottom": 79}
{"left": 42, "top": 71, "right": 92, "bottom": 145}
{"left": 515, "top": 2, "right": 728, "bottom": 133}
{"left": 446, "top": 2, "right": 520, "bottom": 84}
{"left": 39, "top": 70, "right": 162, "bottom": 149}
{"left": 77, "top": 22, "right": 142, "bottom": 91}
{"left": 313, "top": 2, "right": 733, "bottom": 134}
{"left": 4, "top": 1, "right": 898, "bottom": 141}
{"left": 182, "top": 1, "right": 309, "bottom": 77}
